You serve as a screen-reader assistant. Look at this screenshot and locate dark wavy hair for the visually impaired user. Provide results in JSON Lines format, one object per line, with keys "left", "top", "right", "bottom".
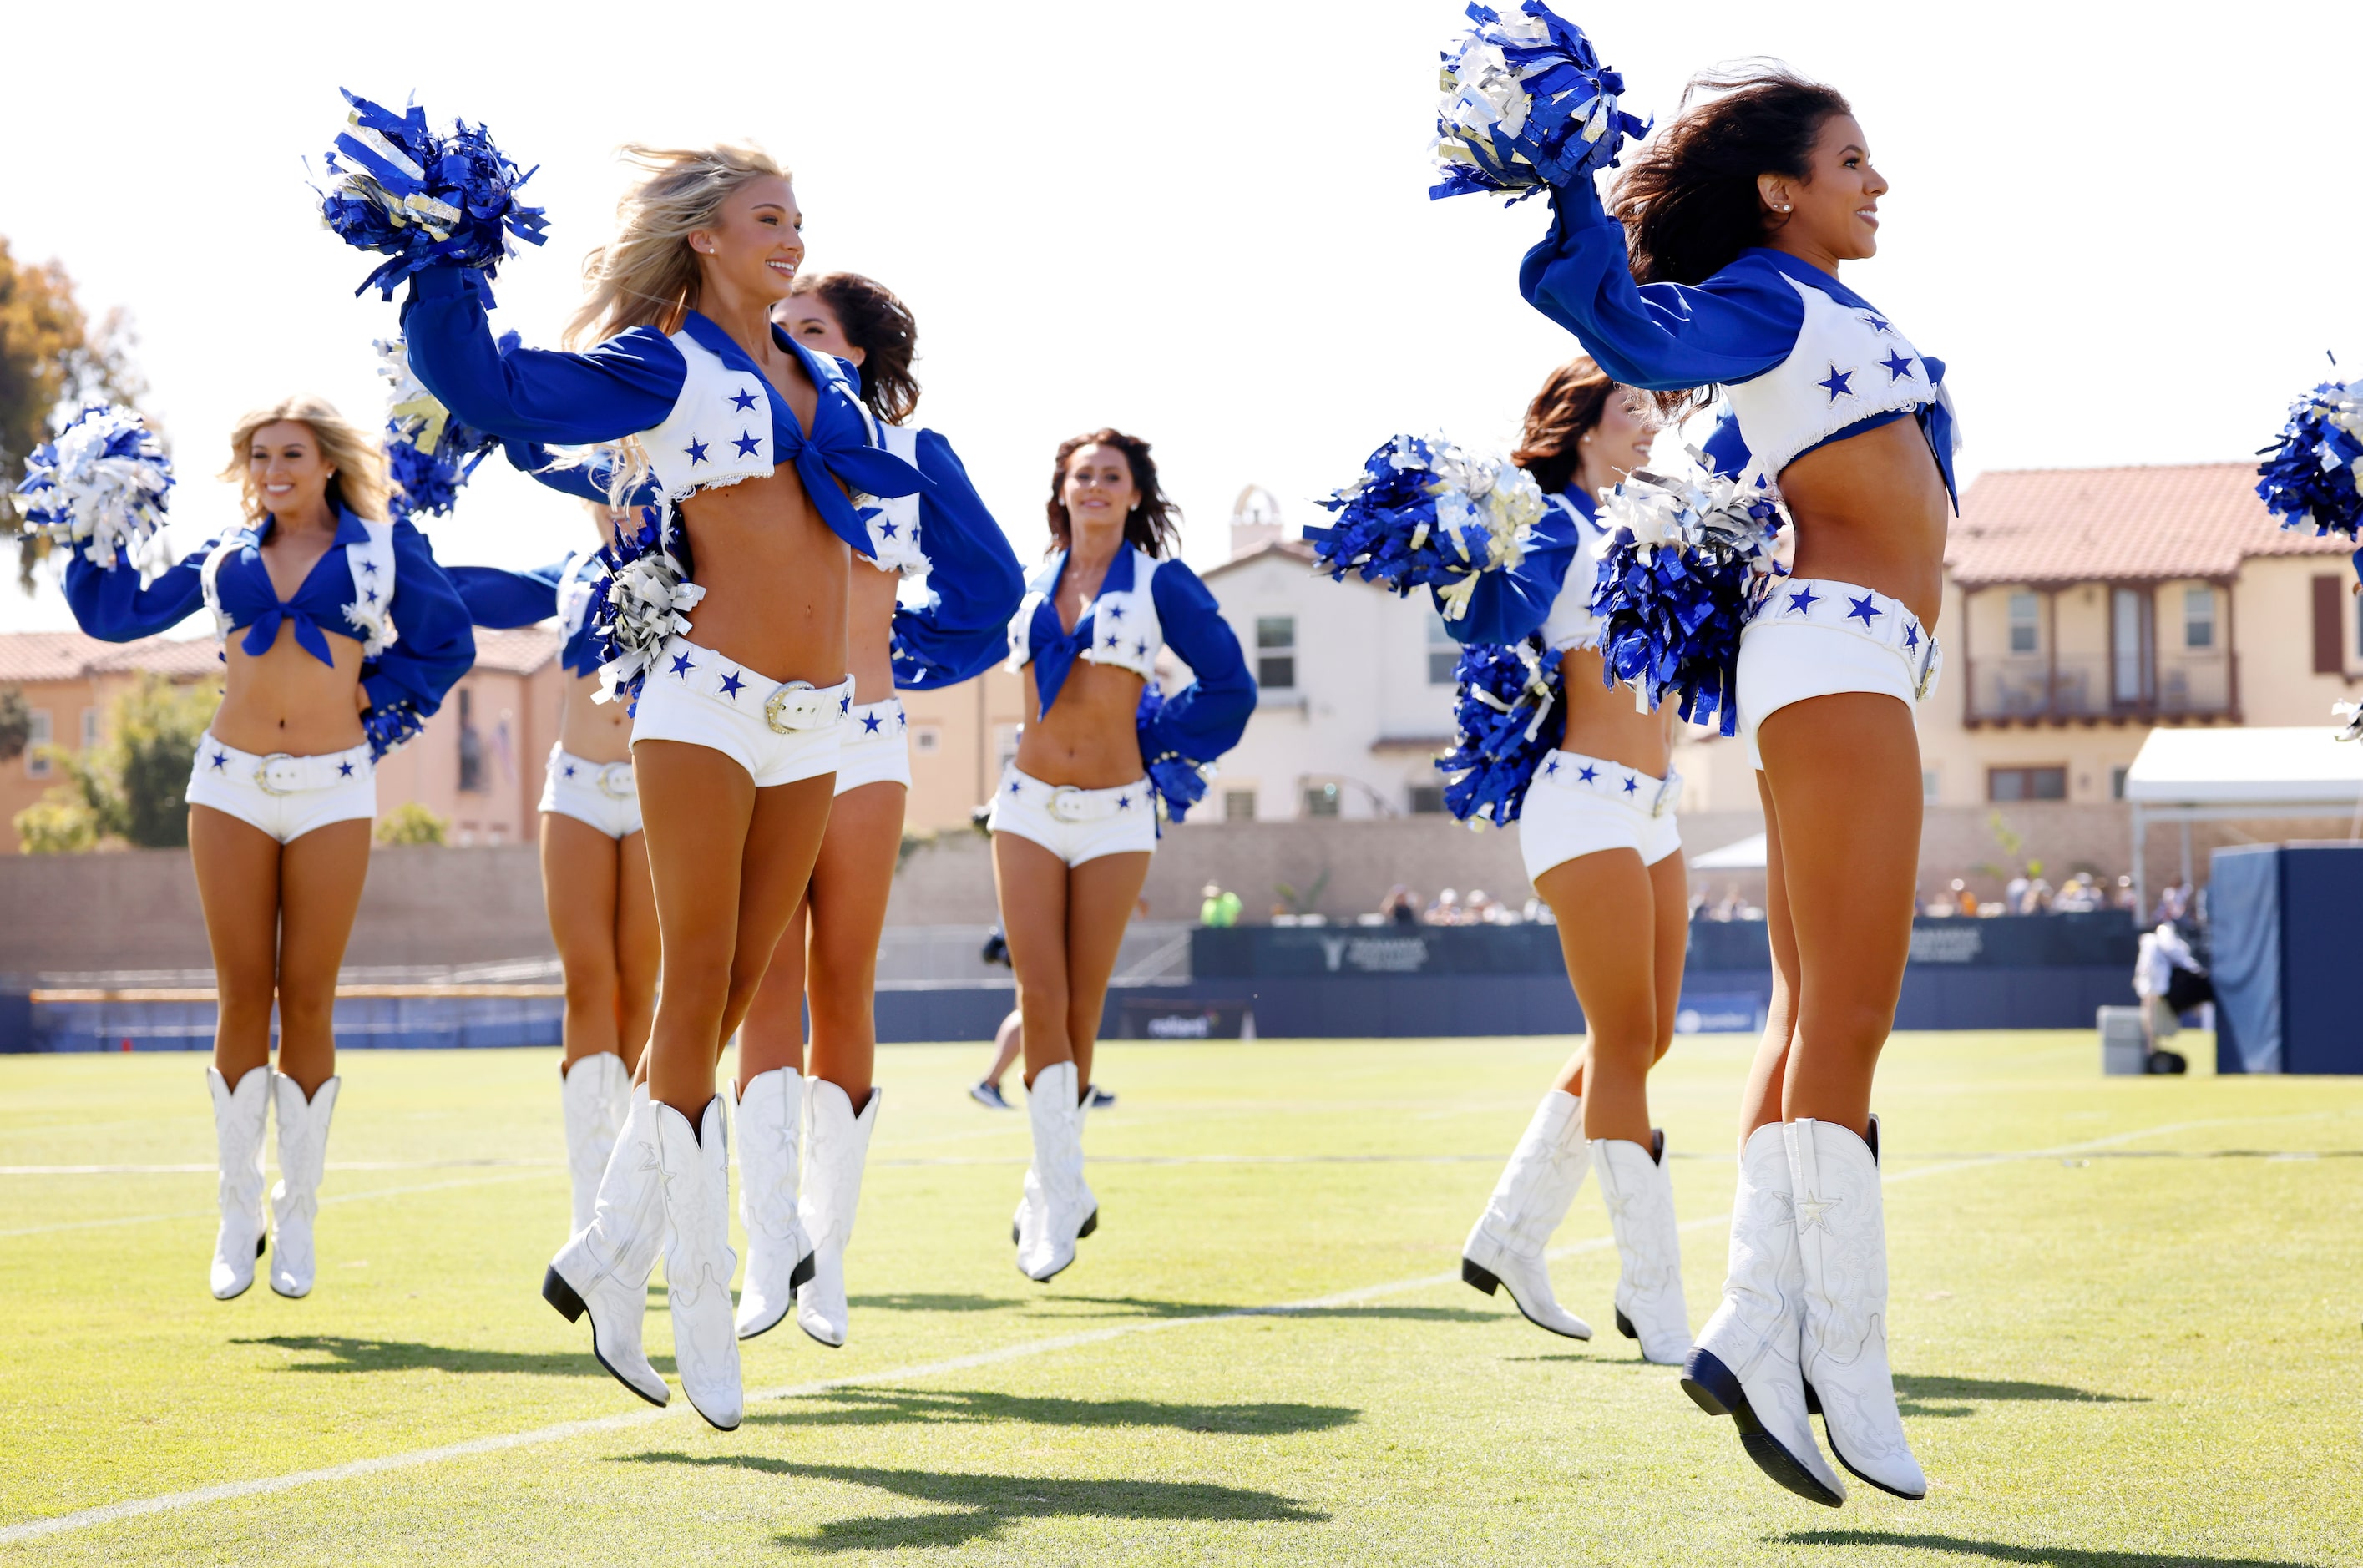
{"left": 1513, "top": 357, "right": 1619, "bottom": 496}
{"left": 1616, "top": 63, "right": 1851, "bottom": 289}
{"left": 1045, "top": 429, "right": 1181, "bottom": 559}
{"left": 787, "top": 271, "right": 920, "bottom": 424}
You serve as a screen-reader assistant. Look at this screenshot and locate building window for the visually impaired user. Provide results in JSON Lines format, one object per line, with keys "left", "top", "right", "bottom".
{"left": 79, "top": 708, "right": 99, "bottom": 752}
{"left": 1427, "top": 614, "right": 1458, "bottom": 685}
{"left": 25, "top": 709, "right": 52, "bottom": 776}
{"left": 1988, "top": 766, "right": 2067, "bottom": 802}
{"left": 1223, "top": 788, "right": 1257, "bottom": 822}
{"left": 456, "top": 688, "right": 484, "bottom": 793}
{"left": 1408, "top": 784, "right": 1446, "bottom": 815}
{"left": 2110, "top": 766, "right": 2128, "bottom": 801}
{"left": 1256, "top": 616, "right": 1296, "bottom": 692}
{"left": 911, "top": 724, "right": 942, "bottom": 756}
{"left": 1303, "top": 781, "right": 1341, "bottom": 817}
{"left": 2183, "top": 586, "right": 2215, "bottom": 650}
{"left": 2007, "top": 591, "right": 2039, "bottom": 655}
{"left": 1921, "top": 769, "right": 1939, "bottom": 804}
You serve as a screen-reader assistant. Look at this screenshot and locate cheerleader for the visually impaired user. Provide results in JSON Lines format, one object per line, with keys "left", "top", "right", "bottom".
{"left": 1449, "top": 357, "right": 1693, "bottom": 1367}
{"left": 61, "top": 397, "right": 473, "bottom": 1301}
{"left": 1521, "top": 67, "right": 1956, "bottom": 1505}
{"left": 994, "top": 431, "right": 1253, "bottom": 1281}
{"left": 447, "top": 503, "right": 655, "bottom": 1244}
{"left": 731, "top": 271, "right": 1023, "bottom": 1348}
{"left": 398, "top": 144, "right": 923, "bottom": 1429}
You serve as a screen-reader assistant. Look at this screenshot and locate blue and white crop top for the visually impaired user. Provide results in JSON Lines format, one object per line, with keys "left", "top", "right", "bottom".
{"left": 448, "top": 549, "right": 605, "bottom": 676}
{"left": 399, "top": 266, "right": 923, "bottom": 551}
{"left": 1006, "top": 544, "right": 1256, "bottom": 765}
{"left": 63, "top": 507, "right": 475, "bottom": 727}
{"left": 1440, "top": 489, "right": 1608, "bottom": 652}
{"left": 1521, "top": 179, "right": 1960, "bottom": 508}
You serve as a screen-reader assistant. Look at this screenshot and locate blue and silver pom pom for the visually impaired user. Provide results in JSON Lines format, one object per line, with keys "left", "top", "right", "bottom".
{"left": 361, "top": 698, "right": 428, "bottom": 761}
{"left": 586, "top": 508, "right": 703, "bottom": 711}
{"left": 1430, "top": 1, "right": 1649, "bottom": 203}
{"left": 376, "top": 334, "right": 506, "bottom": 523}
{"left": 1437, "top": 636, "right": 1563, "bottom": 828}
{"left": 1591, "top": 459, "right": 1786, "bottom": 736}
{"left": 2255, "top": 376, "right": 2363, "bottom": 539}
{"left": 1308, "top": 433, "right": 1545, "bottom": 619}
{"left": 1136, "top": 683, "right": 1214, "bottom": 824}
{"left": 10, "top": 403, "right": 175, "bottom": 584}
{"left": 320, "top": 90, "right": 548, "bottom": 299}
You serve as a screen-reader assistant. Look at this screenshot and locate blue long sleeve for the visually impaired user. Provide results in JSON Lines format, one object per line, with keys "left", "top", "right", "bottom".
{"left": 499, "top": 439, "right": 659, "bottom": 509}
{"left": 63, "top": 544, "right": 210, "bottom": 642}
{"left": 362, "top": 523, "right": 475, "bottom": 719}
{"left": 1519, "top": 180, "right": 1803, "bottom": 392}
{"left": 448, "top": 560, "right": 563, "bottom": 630}
{"left": 890, "top": 431, "right": 1025, "bottom": 690}
{"left": 1438, "top": 493, "right": 1586, "bottom": 645}
{"left": 401, "top": 267, "right": 685, "bottom": 446}
{"left": 1145, "top": 561, "right": 1255, "bottom": 763}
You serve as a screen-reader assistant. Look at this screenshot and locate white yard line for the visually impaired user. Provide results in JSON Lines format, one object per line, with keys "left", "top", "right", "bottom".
{"left": 0, "top": 1108, "right": 2341, "bottom": 1545}
{"left": 0, "top": 1160, "right": 562, "bottom": 1177}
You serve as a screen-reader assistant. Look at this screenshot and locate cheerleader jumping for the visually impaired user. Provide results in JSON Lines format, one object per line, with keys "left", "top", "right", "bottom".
{"left": 994, "top": 432, "right": 1252, "bottom": 1281}
{"left": 398, "top": 144, "right": 923, "bottom": 1429}
{"left": 59, "top": 397, "right": 473, "bottom": 1301}
{"left": 1521, "top": 66, "right": 1956, "bottom": 1505}
{"left": 1450, "top": 358, "right": 1693, "bottom": 1367}
{"left": 731, "top": 271, "right": 1023, "bottom": 1348}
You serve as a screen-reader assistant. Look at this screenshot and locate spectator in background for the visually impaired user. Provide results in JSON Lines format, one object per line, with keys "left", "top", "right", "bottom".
{"left": 2153, "top": 878, "right": 2191, "bottom": 926}
{"left": 1381, "top": 887, "right": 1422, "bottom": 928}
{"left": 2005, "top": 873, "right": 2030, "bottom": 913}
{"left": 1952, "top": 879, "right": 1980, "bottom": 918}
{"left": 2017, "top": 878, "right": 2052, "bottom": 915}
{"left": 2113, "top": 874, "right": 2138, "bottom": 911}
{"left": 1426, "top": 888, "right": 1462, "bottom": 926}
{"left": 1465, "top": 888, "right": 1496, "bottom": 924}
{"left": 1198, "top": 883, "right": 1242, "bottom": 928}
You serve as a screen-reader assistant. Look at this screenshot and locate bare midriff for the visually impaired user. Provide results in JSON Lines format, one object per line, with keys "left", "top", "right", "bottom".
{"left": 1777, "top": 416, "right": 1951, "bottom": 630}
{"left": 674, "top": 467, "right": 851, "bottom": 688}
{"left": 846, "top": 559, "right": 898, "bottom": 705}
{"left": 1557, "top": 645, "right": 1677, "bottom": 777}
{"left": 211, "top": 625, "right": 367, "bottom": 756}
{"left": 1015, "top": 660, "right": 1147, "bottom": 789}
{"left": 557, "top": 672, "right": 632, "bottom": 764}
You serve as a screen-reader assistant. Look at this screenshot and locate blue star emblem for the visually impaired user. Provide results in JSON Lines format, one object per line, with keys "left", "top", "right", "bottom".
{"left": 1106, "top": 604, "right": 1124, "bottom": 621}
{"left": 1905, "top": 624, "right": 1920, "bottom": 650}
{"left": 729, "top": 388, "right": 758, "bottom": 412}
{"left": 717, "top": 671, "right": 745, "bottom": 698}
{"left": 210, "top": 751, "right": 229, "bottom": 771}
{"left": 1544, "top": 757, "right": 1560, "bottom": 776}
{"left": 1576, "top": 764, "right": 1598, "bottom": 784}
{"left": 1009, "top": 779, "right": 1021, "bottom": 794}
{"left": 364, "top": 587, "right": 378, "bottom": 604}
{"left": 670, "top": 652, "right": 696, "bottom": 678}
{"left": 1818, "top": 364, "right": 1855, "bottom": 401}
{"left": 339, "top": 761, "right": 355, "bottom": 777}
{"left": 1846, "top": 594, "right": 1882, "bottom": 626}
{"left": 1787, "top": 586, "right": 1820, "bottom": 615}
{"left": 1134, "top": 639, "right": 1148, "bottom": 657}
{"left": 564, "top": 763, "right": 577, "bottom": 778}
{"left": 861, "top": 712, "right": 883, "bottom": 733}
{"left": 1116, "top": 794, "right": 1131, "bottom": 810}
{"left": 684, "top": 438, "right": 710, "bottom": 465}
{"left": 897, "top": 710, "right": 907, "bottom": 727}
{"left": 360, "top": 560, "right": 377, "bottom": 574}
{"left": 1622, "top": 776, "right": 1639, "bottom": 795}
{"left": 1880, "top": 351, "right": 1915, "bottom": 382}
{"left": 878, "top": 520, "right": 898, "bottom": 539}
{"left": 1860, "top": 311, "right": 1894, "bottom": 336}
{"left": 732, "top": 431, "right": 761, "bottom": 458}
{"left": 839, "top": 693, "right": 852, "bottom": 714}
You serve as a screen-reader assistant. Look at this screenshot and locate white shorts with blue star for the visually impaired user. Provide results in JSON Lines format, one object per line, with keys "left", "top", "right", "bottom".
{"left": 986, "top": 765, "right": 1158, "bottom": 867}
{"left": 1738, "top": 578, "right": 1940, "bottom": 771}
{"left": 539, "top": 745, "right": 643, "bottom": 838}
{"left": 185, "top": 732, "right": 376, "bottom": 844}
{"left": 630, "top": 637, "right": 849, "bottom": 789}
{"left": 1519, "top": 749, "right": 1682, "bottom": 883}
{"left": 836, "top": 698, "right": 912, "bottom": 796}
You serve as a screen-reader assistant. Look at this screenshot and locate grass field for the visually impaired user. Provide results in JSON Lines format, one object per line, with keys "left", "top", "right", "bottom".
{"left": 2, "top": 1032, "right": 2359, "bottom": 1565}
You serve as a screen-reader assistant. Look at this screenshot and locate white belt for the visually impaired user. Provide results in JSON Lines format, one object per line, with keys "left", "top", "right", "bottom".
{"left": 202, "top": 734, "right": 372, "bottom": 797}
{"left": 556, "top": 749, "right": 635, "bottom": 800}
{"left": 1532, "top": 750, "right": 1680, "bottom": 817}
{"left": 657, "top": 637, "right": 851, "bottom": 735}
{"left": 1749, "top": 577, "right": 1943, "bottom": 701}
{"left": 1002, "top": 767, "right": 1149, "bottom": 824}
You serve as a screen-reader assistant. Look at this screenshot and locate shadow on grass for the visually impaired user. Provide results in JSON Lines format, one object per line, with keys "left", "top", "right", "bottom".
{"left": 746, "top": 1386, "right": 1358, "bottom": 1435}
{"left": 614, "top": 1453, "right": 1325, "bottom": 1550}
{"left": 234, "top": 1335, "right": 668, "bottom": 1377}
{"left": 847, "top": 1293, "right": 1025, "bottom": 1313}
{"left": 1050, "top": 1294, "right": 1494, "bottom": 1324}
{"left": 1894, "top": 1374, "right": 2145, "bottom": 1419}
{"left": 1779, "top": 1530, "right": 2314, "bottom": 1567}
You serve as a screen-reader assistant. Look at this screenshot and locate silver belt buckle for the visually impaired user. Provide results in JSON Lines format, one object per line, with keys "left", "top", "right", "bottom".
{"left": 597, "top": 761, "right": 635, "bottom": 800}
{"left": 1915, "top": 636, "right": 1943, "bottom": 702}
{"left": 1047, "top": 786, "right": 1090, "bottom": 824}
{"left": 1650, "top": 775, "right": 1681, "bottom": 818}
{"left": 254, "top": 753, "right": 299, "bottom": 796}
{"left": 763, "top": 680, "right": 819, "bottom": 735}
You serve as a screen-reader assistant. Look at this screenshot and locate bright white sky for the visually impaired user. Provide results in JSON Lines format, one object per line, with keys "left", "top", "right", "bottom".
{"left": 4, "top": 0, "right": 2359, "bottom": 635}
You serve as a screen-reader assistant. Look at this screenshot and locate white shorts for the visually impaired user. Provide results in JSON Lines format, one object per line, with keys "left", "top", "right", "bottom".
{"left": 185, "top": 734, "right": 376, "bottom": 845}
{"left": 630, "top": 637, "right": 850, "bottom": 788}
{"left": 1738, "top": 579, "right": 1941, "bottom": 771}
{"left": 836, "top": 699, "right": 912, "bottom": 795}
{"left": 539, "top": 744, "right": 642, "bottom": 838}
{"left": 1519, "top": 749, "right": 1682, "bottom": 882}
{"left": 986, "top": 765, "right": 1158, "bottom": 867}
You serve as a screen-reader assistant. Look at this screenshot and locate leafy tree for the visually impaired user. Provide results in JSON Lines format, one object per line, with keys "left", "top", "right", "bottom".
{"left": 13, "top": 792, "right": 99, "bottom": 854}
{"left": 17, "top": 674, "right": 212, "bottom": 851}
{"left": 0, "top": 236, "right": 152, "bottom": 587}
{"left": 373, "top": 802, "right": 450, "bottom": 847}
{"left": 0, "top": 686, "right": 28, "bottom": 762}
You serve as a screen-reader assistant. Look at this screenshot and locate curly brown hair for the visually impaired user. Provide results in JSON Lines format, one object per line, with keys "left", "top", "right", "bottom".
{"left": 1045, "top": 429, "right": 1181, "bottom": 559}
{"left": 1511, "top": 357, "right": 1619, "bottom": 497}
{"left": 787, "top": 271, "right": 920, "bottom": 424}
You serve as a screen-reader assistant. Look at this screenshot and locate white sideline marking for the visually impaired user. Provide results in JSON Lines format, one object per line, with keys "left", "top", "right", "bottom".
{"left": 0, "top": 1110, "right": 2337, "bottom": 1544}
{"left": 0, "top": 1170, "right": 557, "bottom": 1240}
{"left": 0, "top": 1160, "right": 562, "bottom": 1176}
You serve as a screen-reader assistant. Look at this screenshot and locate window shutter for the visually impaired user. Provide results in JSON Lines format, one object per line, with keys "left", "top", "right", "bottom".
{"left": 2312, "top": 574, "right": 2345, "bottom": 675}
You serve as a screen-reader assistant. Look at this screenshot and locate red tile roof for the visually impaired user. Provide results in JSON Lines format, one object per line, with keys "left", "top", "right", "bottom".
{"left": 1947, "top": 463, "right": 2351, "bottom": 589}
{"left": 0, "top": 631, "right": 219, "bottom": 684}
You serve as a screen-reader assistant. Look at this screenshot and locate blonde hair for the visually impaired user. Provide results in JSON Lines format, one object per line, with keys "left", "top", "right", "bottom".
{"left": 564, "top": 142, "right": 789, "bottom": 348}
{"left": 220, "top": 395, "right": 391, "bottom": 525}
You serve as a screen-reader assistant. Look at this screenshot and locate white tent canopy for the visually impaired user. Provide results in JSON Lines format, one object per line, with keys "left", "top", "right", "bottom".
{"left": 2123, "top": 726, "right": 2363, "bottom": 913}
{"left": 1690, "top": 832, "right": 1768, "bottom": 872}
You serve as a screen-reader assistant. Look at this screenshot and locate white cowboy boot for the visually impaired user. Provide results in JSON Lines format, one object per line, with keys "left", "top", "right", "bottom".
{"left": 1460, "top": 1090, "right": 1592, "bottom": 1339}
{"left": 657, "top": 1095, "right": 741, "bottom": 1430}
{"left": 560, "top": 1052, "right": 631, "bottom": 1237}
{"left": 731, "top": 1069, "right": 814, "bottom": 1339}
{"left": 206, "top": 1066, "right": 270, "bottom": 1300}
{"left": 1681, "top": 1122, "right": 1846, "bottom": 1508}
{"left": 1789, "top": 1116, "right": 1926, "bottom": 1500}
{"left": 1015, "top": 1062, "right": 1088, "bottom": 1282}
{"left": 795, "top": 1080, "right": 880, "bottom": 1348}
{"left": 267, "top": 1073, "right": 339, "bottom": 1298}
{"left": 1012, "top": 1075, "right": 1098, "bottom": 1247}
{"left": 1594, "top": 1131, "right": 1693, "bottom": 1365}
{"left": 544, "top": 1085, "right": 669, "bottom": 1407}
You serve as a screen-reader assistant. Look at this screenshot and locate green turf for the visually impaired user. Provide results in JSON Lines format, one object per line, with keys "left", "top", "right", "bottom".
{"left": 1, "top": 1033, "right": 2357, "bottom": 1565}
